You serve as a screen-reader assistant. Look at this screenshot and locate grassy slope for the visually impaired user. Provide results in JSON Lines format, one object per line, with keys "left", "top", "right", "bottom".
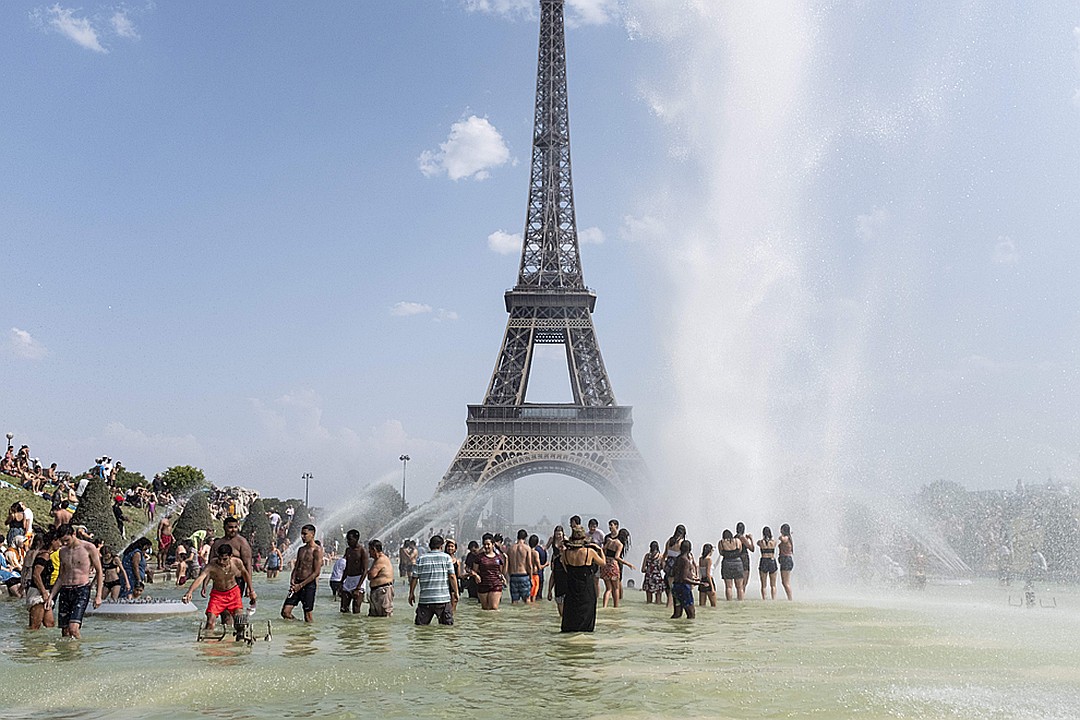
{"left": 0, "top": 473, "right": 168, "bottom": 540}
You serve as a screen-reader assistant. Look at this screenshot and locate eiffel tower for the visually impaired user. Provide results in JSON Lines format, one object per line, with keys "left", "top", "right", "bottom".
{"left": 438, "top": 0, "right": 649, "bottom": 528}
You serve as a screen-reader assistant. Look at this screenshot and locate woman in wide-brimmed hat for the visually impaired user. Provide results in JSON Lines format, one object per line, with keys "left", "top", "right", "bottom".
{"left": 560, "top": 525, "right": 605, "bottom": 633}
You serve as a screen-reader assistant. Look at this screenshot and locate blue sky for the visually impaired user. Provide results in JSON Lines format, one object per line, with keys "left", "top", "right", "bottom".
{"left": 3, "top": 1, "right": 1079, "bottom": 531}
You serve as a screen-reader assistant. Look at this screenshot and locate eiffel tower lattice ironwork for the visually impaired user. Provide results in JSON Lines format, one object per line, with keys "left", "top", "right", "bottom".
{"left": 438, "top": 0, "right": 648, "bottom": 526}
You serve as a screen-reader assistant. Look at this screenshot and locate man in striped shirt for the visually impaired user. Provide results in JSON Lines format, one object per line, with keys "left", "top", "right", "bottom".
{"left": 408, "top": 535, "right": 459, "bottom": 625}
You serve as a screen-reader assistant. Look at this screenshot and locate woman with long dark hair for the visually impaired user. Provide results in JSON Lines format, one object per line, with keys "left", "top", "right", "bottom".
{"left": 698, "top": 543, "right": 717, "bottom": 607}
{"left": 779, "top": 523, "right": 794, "bottom": 600}
{"left": 470, "top": 535, "right": 505, "bottom": 610}
{"left": 546, "top": 525, "right": 568, "bottom": 615}
{"left": 758, "top": 526, "right": 778, "bottom": 599}
{"left": 640, "top": 540, "right": 665, "bottom": 604}
{"left": 664, "top": 524, "right": 686, "bottom": 608}
{"left": 601, "top": 520, "right": 624, "bottom": 608}
{"left": 719, "top": 529, "right": 744, "bottom": 601}
{"left": 735, "top": 521, "right": 754, "bottom": 599}
{"left": 121, "top": 537, "right": 152, "bottom": 599}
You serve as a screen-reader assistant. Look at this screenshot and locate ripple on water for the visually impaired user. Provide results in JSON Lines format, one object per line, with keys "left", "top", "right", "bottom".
{"left": 2, "top": 580, "right": 1080, "bottom": 718}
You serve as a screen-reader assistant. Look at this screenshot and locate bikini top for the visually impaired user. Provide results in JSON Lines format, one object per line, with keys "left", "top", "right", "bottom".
{"left": 605, "top": 548, "right": 617, "bottom": 558}
{"left": 760, "top": 543, "right": 776, "bottom": 556}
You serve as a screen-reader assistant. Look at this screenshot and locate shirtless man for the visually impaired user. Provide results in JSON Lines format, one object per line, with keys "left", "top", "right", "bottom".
{"left": 51, "top": 505, "right": 73, "bottom": 529}
{"left": 182, "top": 543, "right": 256, "bottom": 631}
{"left": 507, "top": 529, "right": 538, "bottom": 604}
{"left": 340, "top": 529, "right": 369, "bottom": 614}
{"left": 281, "top": 524, "right": 323, "bottom": 622}
{"left": 210, "top": 517, "right": 252, "bottom": 593}
{"left": 46, "top": 524, "right": 104, "bottom": 639}
{"left": 366, "top": 539, "right": 394, "bottom": 617}
{"left": 157, "top": 516, "right": 174, "bottom": 570}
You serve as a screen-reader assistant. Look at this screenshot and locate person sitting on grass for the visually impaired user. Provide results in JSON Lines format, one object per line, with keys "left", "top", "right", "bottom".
{"left": 182, "top": 543, "right": 256, "bottom": 632}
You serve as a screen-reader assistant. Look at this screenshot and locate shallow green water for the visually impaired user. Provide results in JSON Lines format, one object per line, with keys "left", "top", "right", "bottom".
{"left": 2, "top": 578, "right": 1079, "bottom": 719}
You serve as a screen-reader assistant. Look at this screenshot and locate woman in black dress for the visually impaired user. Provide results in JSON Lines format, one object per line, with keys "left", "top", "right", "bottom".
{"left": 560, "top": 525, "right": 605, "bottom": 633}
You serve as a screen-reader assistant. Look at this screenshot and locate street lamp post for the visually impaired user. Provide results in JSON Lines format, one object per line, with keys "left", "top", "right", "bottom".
{"left": 399, "top": 455, "right": 410, "bottom": 514}
{"left": 302, "top": 472, "right": 313, "bottom": 507}
{"left": 5, "top": 432, "right": 12, "bottom": 451}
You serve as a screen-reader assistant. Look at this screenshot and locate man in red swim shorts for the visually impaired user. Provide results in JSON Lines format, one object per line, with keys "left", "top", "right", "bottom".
{"left": 182, "top": 543, "right": 255, "bottom": 631}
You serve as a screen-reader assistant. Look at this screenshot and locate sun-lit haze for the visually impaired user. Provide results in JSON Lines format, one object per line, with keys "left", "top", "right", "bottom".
{"left": 3, "top": 2, "right": 1078, "bottom": 544}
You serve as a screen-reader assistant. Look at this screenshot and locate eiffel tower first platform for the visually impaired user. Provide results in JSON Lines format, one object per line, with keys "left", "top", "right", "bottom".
{"left": 437, "top": 0, "right": 649, "bottom": 528}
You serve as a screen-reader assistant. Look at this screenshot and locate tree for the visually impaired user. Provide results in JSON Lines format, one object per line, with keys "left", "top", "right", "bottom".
{"left": 71, "top": 477, "right": 123, "bottom": 549}
{"left": 261, "top": 497, "right": 317, "bottom": 541}
{"left": 159, "top": 465, "right": 207, "bottom": 495}
{"left": 339, "top": 484, "right": 408, "bottom": 541}
{"left": 115, "top": 467, "right": 147, "bottom": 491}
{"left": 240, "top": 498, "right": 273, "bottom": 558}
{"left": 173, "top": 491, "right": 213, "bottom": 542}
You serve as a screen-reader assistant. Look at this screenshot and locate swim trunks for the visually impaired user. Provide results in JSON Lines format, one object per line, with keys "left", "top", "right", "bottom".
{"left": 56, "top": 584, "right": 91, "bottom": 627}
{"left": 779, "top": 555, "right": 794, "bottom": 572}
{"left": 283, "top": 580, "right": 317, "bottom": 613}
{"left": 509, "top": 573, "right": 531, "bottom": 602}
{"left": 671, "top": 581, "right": 695, "bottom": 607}
{"left": 207, "top": 584, "right": 243, "bottom": 617}
{"left": 530, "top": 573, "right": 540, "bottom": 600}
{"left": 368, "top": 583, "right": 394, "bottom": 617}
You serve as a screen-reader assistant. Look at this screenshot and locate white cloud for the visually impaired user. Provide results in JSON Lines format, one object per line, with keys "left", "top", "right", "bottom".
{"left": 462, "top": 0, "right": 532, "bottom": 17}
{"left": 110, "top": 9, "right": 138, "bottom": 39}
{"left": 992, "top": 236, "right": 1018, "bottom": 265}
{"left": 856, "top": 207, "right": 890, "bottom": 242}
{"left": 389, "top": 302, "right": 458, "bottom": 321}
{"left": 487, "top": 229, "right": 522, "bottom": 254}
{"left": 578, "top": 226, "right": 605, "bottom": 245}
{"left": 566, "top": 0, "right": 617, "bottom": 26}
{"left": 618, "top": 214, "right": 664, "bottom": 244}
{"left": 390, "top": 301, "right": 433, "bottom": 317}
{"left": 9, "top": 328, "right": 48, "bottom": 359}
{"left": 419, "top": 115, "right": 511, "bottom": 181}
{"left": 461, "top": 0, "right": 616, "bottom": 25}
{"left": 1073, "top": 27, "right": 1080, "bottom": 108}
{"left": 40, "top": 4, "right": 108, "bottom": 53}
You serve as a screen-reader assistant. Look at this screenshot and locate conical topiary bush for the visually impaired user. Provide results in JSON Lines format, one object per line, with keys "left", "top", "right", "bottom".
{"left": 71, "top": 477, "right": 123, "bottom": 548}
{"left": 240, "top": 498, "right": 273, "bottom": 558}
{"left": 173, "top": 490, "right": 213, "bottom": 542}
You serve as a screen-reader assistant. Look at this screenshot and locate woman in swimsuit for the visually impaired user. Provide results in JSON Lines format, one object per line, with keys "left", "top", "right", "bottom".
{"left": 546, "top": 525, "right": 568, "bottom": 614}
{"left": 6, "top": 503, "right": 25, "bottom": 547}
{"left": 600, "top": 520, "right": 624, "bottom": 608}
{"left": 664, "top": 524, "right": 686, "bottom": 608}
{"left": 24, "top": 531, "right": 58, "bottom": 630}
{"left": 718, "top": 529, "right": 745, "bottom": 601}
{"left": 265, "top": 543, "right": 282, "bottom": 580}
{"left": 698, "top": 543, "right": 718, "bottom": 607}
{"left": 100, "top": 546, "right": 129, "bottom": 600}
{"left": 640, "top": 540, "right": 665, "bottom": 604}
{"left": 470, "top": 536, "right": 505, "bottom": 610}
{"left": 735, "top": 522, "right": 754, "bottom": 599}
{"left": 778, "top": 523, "right": 794, "bottom": 600}
{"left": 758, "top": 526, "right": 779, "bottom": 599}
